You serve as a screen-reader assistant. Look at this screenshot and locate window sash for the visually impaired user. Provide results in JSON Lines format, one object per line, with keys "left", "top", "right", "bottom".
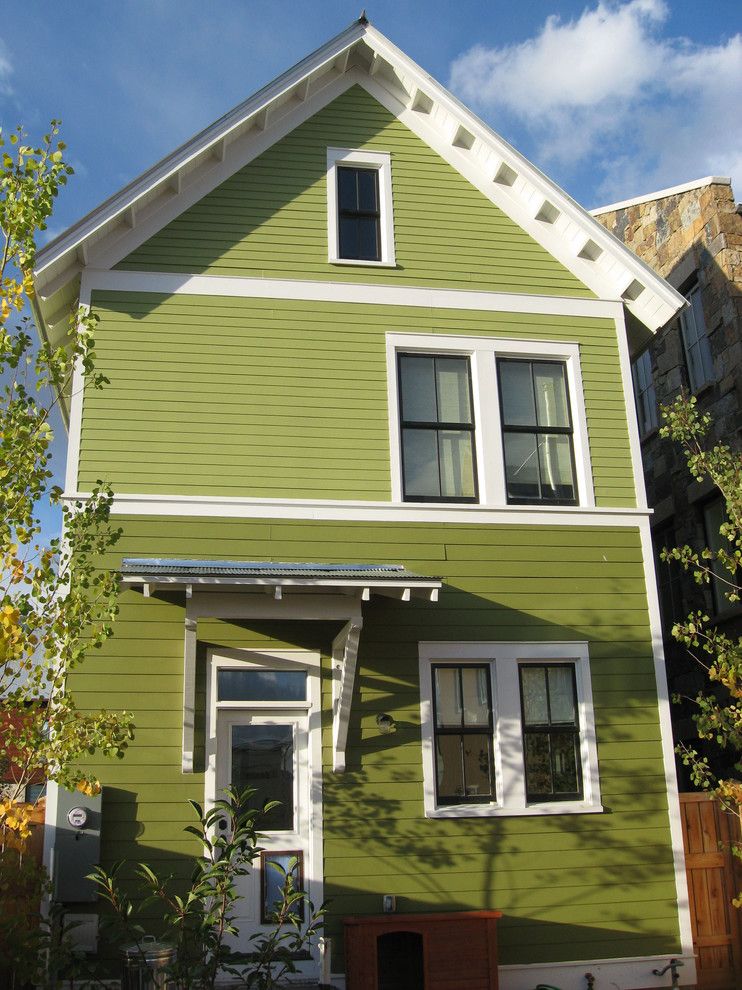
{"left": 497, "top": 358, "right": 578, "bottom": 506}
{"left": 680, "top": 285, "right": 714, "bottom": 392}
{"left": 432, "top": 664, "right": 494, "bottom": 804}
{"left": 337, "top": 166, "right": 381, "bottom": 261}
{"left": 398, "top": 354, "right": 478, "bottom": 503}
{"left": 518, "top": 663, "right": 583, "bottom": 802}
{"left": 631, "top": 349, "right": 658, "bottom": 437}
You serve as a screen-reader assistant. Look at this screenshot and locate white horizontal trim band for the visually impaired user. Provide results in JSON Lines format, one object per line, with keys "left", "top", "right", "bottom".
{"left": 83, "top": 268, "right": 624, "bottom": 320}
{"left": 64, "top": 492, "right": 649, "bottom": 527}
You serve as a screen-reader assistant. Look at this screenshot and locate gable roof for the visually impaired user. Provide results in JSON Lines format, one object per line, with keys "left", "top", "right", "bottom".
{"left": 33, "top": 16, "right": 684, "bottom": 356}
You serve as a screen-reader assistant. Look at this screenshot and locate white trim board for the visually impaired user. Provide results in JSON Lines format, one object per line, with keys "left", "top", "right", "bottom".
{"left": 33, "top": 21, "right": 684, "bottom": 335}
{"left": 62, "top": 492, "right": 650, "bottom": 526}
{"left": 81, "top": 267, "right": 624, "bottom": 320}
{"left": 592, "top": 175, "right": 731, "bottom": 215}
{"left": 638, "top": 516, "right": 695, "bottom": 963}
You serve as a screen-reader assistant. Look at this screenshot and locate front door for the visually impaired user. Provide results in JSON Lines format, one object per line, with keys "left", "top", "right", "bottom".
{"left": 208, "top": 649, "right": 321, "bottom": 961}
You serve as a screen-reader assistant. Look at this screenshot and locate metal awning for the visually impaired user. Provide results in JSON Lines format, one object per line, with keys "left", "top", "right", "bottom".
{"left": 121, "top": 559, "right": 442, "bottom": 774}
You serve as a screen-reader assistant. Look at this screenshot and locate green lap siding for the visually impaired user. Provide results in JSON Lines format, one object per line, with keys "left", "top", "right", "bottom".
{"left": 74, "top": 516, "right": 680, "bottom": 968}
{"left": 118, "top": 85, "right": 592, "bottom": 299}
{"left": 79, "top": 293, "right": 635, "bottom": 506}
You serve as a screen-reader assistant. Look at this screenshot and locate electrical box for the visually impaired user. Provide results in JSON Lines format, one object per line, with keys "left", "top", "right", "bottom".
{"left": 53, "top": 787, "right": 102, "bottom": 903}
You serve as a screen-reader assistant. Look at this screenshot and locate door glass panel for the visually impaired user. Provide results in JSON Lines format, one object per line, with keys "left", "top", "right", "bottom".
{"left": 231, "top": 724, "right": 294, "bottom": 830}
{"left": 218, "top": 669, "right": 306, "bottom": 702}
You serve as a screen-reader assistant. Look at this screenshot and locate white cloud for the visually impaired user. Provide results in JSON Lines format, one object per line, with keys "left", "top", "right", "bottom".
{"left": 449, "top": 0, "right": 742, "bottom": 204}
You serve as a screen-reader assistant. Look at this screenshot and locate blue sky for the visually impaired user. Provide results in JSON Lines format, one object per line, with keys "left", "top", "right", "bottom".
{"left": 2, "top": 0, "right": 740, "bottom": 536}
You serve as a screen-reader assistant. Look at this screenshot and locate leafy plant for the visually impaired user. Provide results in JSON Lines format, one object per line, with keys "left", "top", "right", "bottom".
{"left": 91, "top": 786, "right": 323, "bottom": 989}
{"left": 0, "top": 122, "right": 133, "bottom": 816}
{"left": 660, "top": 395, "right": 741, "bottom": 896}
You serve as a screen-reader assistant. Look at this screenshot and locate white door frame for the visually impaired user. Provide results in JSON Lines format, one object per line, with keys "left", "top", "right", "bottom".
{"left": 205, "top": 647, "right": 324, "bottom": 960}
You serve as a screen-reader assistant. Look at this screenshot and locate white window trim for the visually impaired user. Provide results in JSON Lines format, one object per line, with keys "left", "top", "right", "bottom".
{"left": 386, "top": 332, "right": 595, "bottom": 508}
{"left": 326, "top": 148, "right": 396, "bottom": 267}
{"left": 419, "top": 641, "right": 602, "bottom": 818}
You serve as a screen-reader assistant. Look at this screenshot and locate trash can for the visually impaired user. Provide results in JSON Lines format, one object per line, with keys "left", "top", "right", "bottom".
{"left": 121, "top": 935, "right": 176, "bottom": 990}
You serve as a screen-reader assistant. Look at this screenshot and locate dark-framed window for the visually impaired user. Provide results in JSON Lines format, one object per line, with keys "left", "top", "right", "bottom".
{"left": 519, "top": 663, "right": 582, "bottom": 802}
{"left": 337, "top": 166, "right": 381, "bottom": 262}
{"left": 680, "top": 282, "right": 714, "bottom": 393}
{"left": 398, "top": 353, "right": 478, "bottom": 502}
{"left": 497, "top": 358, "right": 577, "bottom": 505}
{"left": 432, "top": 664, "right": 494, "bottom": 804}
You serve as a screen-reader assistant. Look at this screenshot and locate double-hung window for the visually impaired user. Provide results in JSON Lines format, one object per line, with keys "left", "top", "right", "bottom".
{"left": 388, "top": 334, "right": 593, "bottom": 508}
{"left": 327, "top": 149, "right": 395, "bottom": 265}
{"left": 398, "top": 354, "right": 477, "bottom": 502}
{"left": 420, "top": 642, "right": 600, "bottom": 818}
{"left": 680, "top": 283, "right": 714, "bottom": 392}
{"left": 497, "top": 358, "right": 577, "bottom": 505}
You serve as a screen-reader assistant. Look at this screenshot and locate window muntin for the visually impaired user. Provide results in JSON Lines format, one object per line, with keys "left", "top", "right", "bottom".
{"left": 680, "top": 284, "right": 714, "bottom": 392}
{"left": 432, "top": 665, "right": 494, "bottom": 804}
{"left": 398, "top": 354, "right": 477, "bottom": 502}
{"left": 419, "top": 642, "right": 600, "bottom": 818}
{"left": 337, "top": 166, "right": 381, "bottom": 262}
{"left": 631, "top": 348, "right": 658, "bottom": 437}
{"left": 519, "top": 664, "right": 582, "bottom": 801}
{"left": 497, "top": 358, "right": 577, "bottom": 505}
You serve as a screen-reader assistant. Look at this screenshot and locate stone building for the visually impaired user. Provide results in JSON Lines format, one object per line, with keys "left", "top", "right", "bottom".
{"left": 593, "top": 176, "right": 742, "bottom": 787}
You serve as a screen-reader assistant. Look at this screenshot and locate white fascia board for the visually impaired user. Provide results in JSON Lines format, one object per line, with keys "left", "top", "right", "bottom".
{"left": 34, "top": 20, "right": 683, "bottom": 333}
{"left": 33, "top": 20, "right": 368, "bottom": 283}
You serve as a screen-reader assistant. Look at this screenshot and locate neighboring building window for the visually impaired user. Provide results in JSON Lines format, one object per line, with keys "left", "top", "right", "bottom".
{"left": 432, "top": 665, "right": 494, "bottom": 804}
{"left": 419, "top": 642, "right": 601, "bottom": 818}
{"left": 398, "top": 353, "right": 477, "bottom": 502}
{"left": 497, "top": 358, "right": 577, "bottom": 505}
{"left": 387, "top": 334, "right": 595, "bottom": 508}
{"left": 327, "top": 148, "right": 395, "bottom": 265}
{"left": 653, "top": 524, "right": 683, "bottom": 633}
{"left": 25, "top": 782, "right": 46, "bottom": 804}
{"left": 680, "top": 283, "right": 714, "bottom": 392}
{"left": 631, "top": 349, "right": 658, "bottom": 437}
{"left": 520, "top": 664, "right": 582, "bottom": 801}
{"left": 703, "top": 496, "right": 733, "bottom": 615}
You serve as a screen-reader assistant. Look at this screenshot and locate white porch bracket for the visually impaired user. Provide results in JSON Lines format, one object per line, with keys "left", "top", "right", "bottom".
{"left": 331, "top": 618, "right": 363, "bottom": 773}
{"left": 182, "top": 614, "right": 198, "bottom": 773}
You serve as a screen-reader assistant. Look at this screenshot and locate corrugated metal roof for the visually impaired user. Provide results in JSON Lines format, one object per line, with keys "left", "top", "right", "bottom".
{"left": 121, "top": 559, "right": 439, "bottom": 582}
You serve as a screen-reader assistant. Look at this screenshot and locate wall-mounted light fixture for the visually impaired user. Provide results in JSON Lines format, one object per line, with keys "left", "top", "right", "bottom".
{"left": 375, "top": 713, "right": 396, "bottom": 734}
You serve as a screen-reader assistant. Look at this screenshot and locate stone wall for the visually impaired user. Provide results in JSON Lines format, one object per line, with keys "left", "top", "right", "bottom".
{"left": 595, "top": 179, "right": 742, "bottom": 784}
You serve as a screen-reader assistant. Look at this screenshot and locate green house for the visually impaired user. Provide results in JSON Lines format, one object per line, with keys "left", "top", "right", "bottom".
{"left": 34, "top": 16, "right": 694, "bottom": 989}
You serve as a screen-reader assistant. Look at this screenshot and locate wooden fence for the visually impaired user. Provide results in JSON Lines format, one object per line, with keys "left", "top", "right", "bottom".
{"left": 680, "top": 792, "right": 742, "bottom": 990}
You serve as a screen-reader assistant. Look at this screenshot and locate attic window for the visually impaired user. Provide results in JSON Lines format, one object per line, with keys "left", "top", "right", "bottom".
{"left": 327, "top": 148, "right": 395, "bottom": 267}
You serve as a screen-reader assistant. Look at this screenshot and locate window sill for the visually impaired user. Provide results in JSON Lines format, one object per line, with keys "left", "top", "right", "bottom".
{"left": 329, "top": 257, "right": 398, "bottom": 268}
{"left": 425, "top": 801, "right": 603, "bottom": 818}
